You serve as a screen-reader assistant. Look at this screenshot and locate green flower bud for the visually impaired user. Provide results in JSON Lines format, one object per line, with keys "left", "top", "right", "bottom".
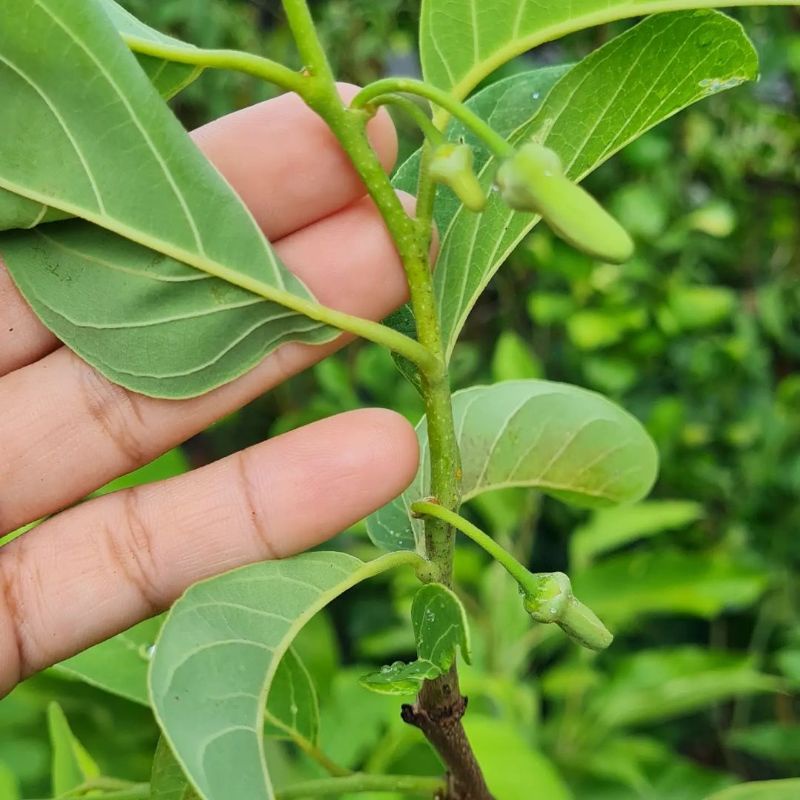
{"left": 429, "top": 143, "right": 487, "bottom": 213}
{"left": 495, "top": 142, "right": 634, "bottom": 264}
{"left": 523, "top": 571, "right": 613, "bottom": 652}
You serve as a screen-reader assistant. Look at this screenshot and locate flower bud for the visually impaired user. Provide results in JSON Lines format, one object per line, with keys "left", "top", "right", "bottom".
{"left": 496, "top": 142, "right": 634, "bottom": 264}
{"left": 429, "top": 143, "right": 487, "bottom": 213}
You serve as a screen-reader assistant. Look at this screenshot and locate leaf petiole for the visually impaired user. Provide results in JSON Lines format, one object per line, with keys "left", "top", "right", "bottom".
{"left": 351, "top": 78, "right": 515, "bottom": 159}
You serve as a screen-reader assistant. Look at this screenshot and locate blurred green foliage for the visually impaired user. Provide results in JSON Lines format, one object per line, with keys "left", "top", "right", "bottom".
{"left": 1, "top": 3, "right": 799, "bottom": 800}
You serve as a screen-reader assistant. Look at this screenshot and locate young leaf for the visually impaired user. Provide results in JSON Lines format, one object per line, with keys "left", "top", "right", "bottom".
{"left": 264, "top": 648, "right": 320, "bottom": 744}
{"left": 0, "top": 764, "right": 20, "bottom": 800}
{"left": 0, "top": 0, "right": 334, "bottom": 398}
{"left": 151, "top": 737, "right": 199, "bottom": 800}
{"left": 367, "top": 380, "right": 658, "bottom": 551}
{"left": 420, "top": 0, "right": 792, "bottom": 99}
{"left": 47, "top": 702, "right": 101, "bottom": 797}
{"left": 412, "top": 583, "right": 472, "bottom": 670}
{"left": 149, "top": 551, "right": 421, "bottom": 800}
{"left": 397, "top": 11, "right": 760, "bottom": 360}
{"left": 705, "top": 780, "right": 800, "bottom": 800}
{"left": 359, "top": 659, "right": 442, "bottom": 696}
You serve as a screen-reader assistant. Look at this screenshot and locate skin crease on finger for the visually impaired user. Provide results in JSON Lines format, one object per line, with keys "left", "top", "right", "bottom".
{"left": 0, "top": 408, "right": 419, "bottom": 697}
{"left": 0, "top": 85, "right": 428, "bottom": 693}
{"left": 0, "top": 82, "right": 398, "bottom": 376}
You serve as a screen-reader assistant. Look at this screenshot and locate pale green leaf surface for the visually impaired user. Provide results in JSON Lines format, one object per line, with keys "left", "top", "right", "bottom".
{"left": 47, "top": 702, "right": 100, "bottom": 797}
{"left": 0, "top": 0, "right": 201, "bottom": 233}
{"left": 398, "top": 12, "right": 759, "bottom": 359}
{"left": 590, "top": 647, "right": 780, "bottom": 728}
{"left": 367, "top": 380, "right": 658, "bottom": 551}
{"left": 570, "top": 499, "right": 704, "bottom": 569}
{"left": 705, "top": 780, "right": 800, "bottom": 800}
{"left": 420, "top": 0, "right": 791, "bottom": 99}
{"left": 0, "top": 0, "right": 333, "bottom": 398}
{"left": 149, "top": 551, "right": 419, "bottom": 800}
{"left": 264, "top": 648, "right": 320, "bottom": 744}
{"left": 359, "top": 659, "right": 442, "bottom": 696}
{"left": 151, "top": 738, "right": 200, "bottom": 800}
{"left": 463, "top": 716, "right": 572, "bottom": 800}
{"left": 574, "top": 548, "right": 770, "bottom": 626}
{"left": 412, "top": 583, "right": 472, "bottom": 669}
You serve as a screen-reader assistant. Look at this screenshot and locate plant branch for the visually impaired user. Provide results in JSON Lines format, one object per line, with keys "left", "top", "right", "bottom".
{"left": 121, "top": 35, "right": 307, "bottom": 95}
{"left": 351, "top": 79, "right": 514, "bottom": 158}
{"left": 367, "top": 94, "right": 445, "bottom": 146}
{"left": 278, "top": 3, "right": 490, "bottom": 797}
{"left": 276, "top": 773, "right": 445, "bottom": 799}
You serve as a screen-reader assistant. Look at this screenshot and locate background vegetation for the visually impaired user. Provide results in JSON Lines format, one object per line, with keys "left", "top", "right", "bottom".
{"left": 1, "top": 2, "right": 799, "bottom": 798}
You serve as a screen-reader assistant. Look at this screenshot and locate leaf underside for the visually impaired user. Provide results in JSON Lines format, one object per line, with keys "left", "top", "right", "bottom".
{"left": 395, "top": 10, "right": 759, "bottom": 360}
{"left": 368, "top": 380, "right": 659, "bottom": 551}
{"left": 0, "top": 0, "right": 333, "bottom": 399}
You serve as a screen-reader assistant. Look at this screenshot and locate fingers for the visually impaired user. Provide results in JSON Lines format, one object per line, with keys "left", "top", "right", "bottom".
{"left": 192, "top": 83, "right": 397, "bottom": 241}
{"left": 0, "top": 193, "right": 417, "bottom": 534}
{"left": 0, "top": 260, "right": 57, "bottom": 376}
{"left": 0, "top": 83, "right": 397, "bottom": 377}
{"left": 0, "top": 409, "right": 418, "bottom": 695}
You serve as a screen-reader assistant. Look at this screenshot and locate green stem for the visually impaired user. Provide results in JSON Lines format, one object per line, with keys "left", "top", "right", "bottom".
{"left": 368, "top": 94, "right": 445, "bottom": 146}
{"left": 121, "top": 35, "right": 307, "bottom": 95}
{"left": 276, "top": 773, "right": 445, "bottom": 799}
{"left": 352, "top": 79, "right": 514, "bottom": 158}
{"left": 412, "top": 501, "right": 533, "bottom": 590}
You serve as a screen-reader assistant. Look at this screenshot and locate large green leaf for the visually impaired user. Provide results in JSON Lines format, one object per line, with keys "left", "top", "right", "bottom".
{"left": 149, "top": 551, "right": 420, "bottom": 800}
{"left": 705, "top": 780, "right": 800, "bottom": 800}
{"left": 397, "top": 11, "right": 759, "bottom": 359}
{"left": 589, "top": 647, "right": 780, "bottom": 729}
{"left": 367, "top": 380, "right": 658, "bottom": 551}
{"left": 573, "top": 548, "right": 770, "bottom": 627}
{"left": 0, "top": 0, "right": 201, "bottom": 233}
{"left": 0, "top": 0, "right": 334, "bottom": 398}
{"left": 420, "top": 0, "right": 793, "bottom": 100}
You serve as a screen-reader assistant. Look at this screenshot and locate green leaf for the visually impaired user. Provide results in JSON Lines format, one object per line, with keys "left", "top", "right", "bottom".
{"left": 570, "top": 500, "right": 704, "bottom": 569}
{"left": 151, "top": 737, "right": 200, "bottom": 800}
{"left": 590, "top": 647, "right": 781, "bottom": 728}
{"left": 728, "top": 724, "right": 800, "bottom": 765}
{"left": 0, "top": 0, "right": 334, "bottom": 399}
{"left": 491, "top": 331, "right": 543, "bottom": 381}
{"left": 52, "top": 616, "right": 163, "bottom": 707}
{"left": 264, "top": 648, "right": 320, "bottom": 744}
{"left": 398, "top": 11, "right": 759, "bottom": 359}
{"left": 705, "top": 780, "right": 800, "bottom": 800}
{"left": 97, "top": 0, "right": 203, "bottom": 99}
{"left": 367, "top": 380, "right": 658, "bottom": 551}
{"left": 412, "top": 583, "right": 472, "bottom": 670}
{"left": 573, "top": 548, "right": 770, "bottom": 627}
{"left": 149, "top": 551, "right": 420, "bottom": 800}
{"left": 0, "top": 0, "right": 201, "bottom": 234}
{"left": 359, "top": 659, "right": 442, "bottom": 696}
{"left": 463, "top": 716, "right": 573, "bottom": 800}
{"left": 46, "top": 702, "right": 100, "bottom": 797}
{"left": 0, "top": 763, "right": 20, "bottom": 800}
{"left": 420, "top": 0, "right": 790, "bottom": 99}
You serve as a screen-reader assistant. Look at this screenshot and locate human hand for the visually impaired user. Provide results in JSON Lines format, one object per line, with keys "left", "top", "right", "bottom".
{"left": 0, "top": 85, "right": 419, "bottom": 698}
